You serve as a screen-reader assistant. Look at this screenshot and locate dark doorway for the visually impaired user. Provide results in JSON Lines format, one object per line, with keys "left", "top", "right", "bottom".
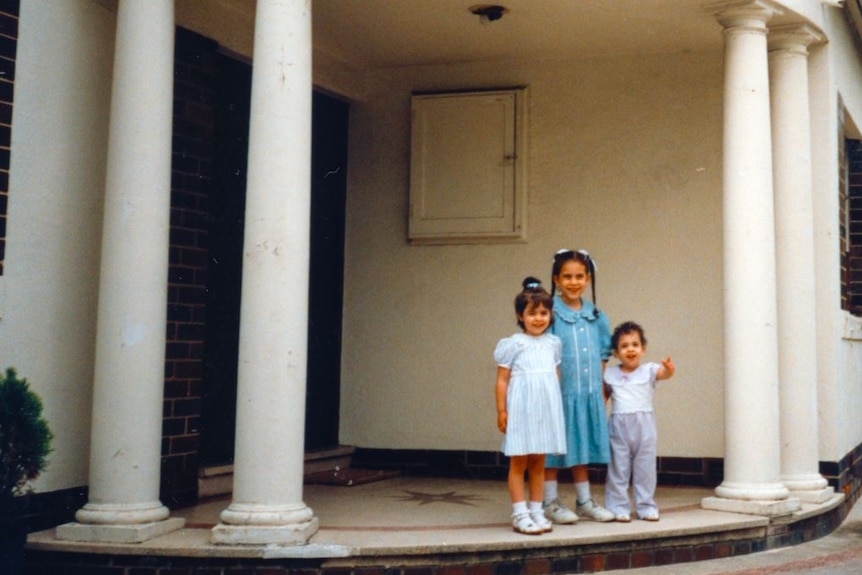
{"left": 305, "top": 91, "right": 349, "bottom": 452}
{"left": 200, "top": 54, "right": 251, "bottom": 465}
{"left": 200, "top": 56, "right": 348, "bottom": 463}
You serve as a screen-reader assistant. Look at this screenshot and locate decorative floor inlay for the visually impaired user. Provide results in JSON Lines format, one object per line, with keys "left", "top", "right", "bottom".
{"left": 389, "top": 490, "right": 487, "bottom": 506}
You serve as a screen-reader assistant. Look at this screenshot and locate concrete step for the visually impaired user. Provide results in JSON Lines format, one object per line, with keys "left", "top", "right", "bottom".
{"left": 197, "top": 445, "right": 356, "bottom": 498}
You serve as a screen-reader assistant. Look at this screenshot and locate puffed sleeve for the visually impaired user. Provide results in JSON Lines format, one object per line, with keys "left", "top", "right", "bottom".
{"left": 551, "top": 335, "right": 562, "bottom": 366}
{"left": 494, "top": 337, "right": 517, "bottom": 368}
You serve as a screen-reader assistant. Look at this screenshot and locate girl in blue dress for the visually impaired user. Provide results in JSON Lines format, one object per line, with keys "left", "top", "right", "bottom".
{"left": 494, "top": 277, "right": 567, "bottom": 535}
{"left": 542, "top": 249, "right": 615, "bottom": 524}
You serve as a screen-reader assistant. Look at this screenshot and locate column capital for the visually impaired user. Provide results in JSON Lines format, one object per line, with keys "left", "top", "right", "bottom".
{"left": 768, "top": 23, "right": 826, "bottom": 54}
{"left": 705, "top": 0, "right": 783, "bottom": 29}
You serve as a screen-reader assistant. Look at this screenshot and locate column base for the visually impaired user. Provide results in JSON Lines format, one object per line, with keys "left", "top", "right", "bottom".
{"left": 787, "top": 486, "right": 834, "bottom": 504}
{"left": 714, "top": 480, "right": 790, "bottom": 501}
{"left": 211, "top": 516, "right": 319, "bottom": 545}
{"left": 55, "top": 517, "right": 185, "bottom": 544}
{"left": 702, "top": 496, "right": 800, "bottom": 517}
{"left": 73, "top": 501, "right": 172, "bottom": 525}
{"left": 782, "top": 474, "right": 832, "bottom": 503}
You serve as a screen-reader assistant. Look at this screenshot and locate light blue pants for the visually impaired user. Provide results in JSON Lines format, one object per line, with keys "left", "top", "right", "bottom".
{"left": 605, "top": 411, "right": 658, "bottom": 518}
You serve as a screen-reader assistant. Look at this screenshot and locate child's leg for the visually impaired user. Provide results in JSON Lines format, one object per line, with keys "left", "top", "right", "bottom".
{"left": 572, "top": 465, "right": 589, "bottom": 484}
{"left": 509, "top": 455, "right": 543, "bottom": 535}
{"left": 541, "top": 465, "right": 578, "bottom": 523}
{"left": 573, "top": 464, "right": 590, "bottom": 501}
{"left": 573, "top": 464, "right": 614, "bottom": 521}
{"left": 632, "top": 413, "right": 659, "bottom": 519}
{"left": 508, "top": 455, "right": 528, "bottom": 504}
{"left": 605, "top": 414, "right": 633, "bottom": 518}
{"left": 526, "top": 454, "right": 552, "bottom": 531}
{"left": 526, "top": 454, "right": 546, "bottom": 503}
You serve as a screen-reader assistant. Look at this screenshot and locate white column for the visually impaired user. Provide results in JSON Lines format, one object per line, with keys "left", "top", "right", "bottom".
{"left": 702, "top": 0, "right": 799, "bottom": 516}
{"left": 56, "top": 0, "right": 184, "bottom": 543}
{"left": 211, "top": 0, "right": 318, "bottom": 545}
{"left": 769, "top": 24, "right": 832, "bottom": 503}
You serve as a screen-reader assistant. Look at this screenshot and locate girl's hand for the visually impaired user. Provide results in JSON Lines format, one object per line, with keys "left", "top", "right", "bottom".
{"left": 658, "top": 356, "right": 675, "bottom": 380}
{"left": 497, "top": 410, "right": 507, "bottom": 433}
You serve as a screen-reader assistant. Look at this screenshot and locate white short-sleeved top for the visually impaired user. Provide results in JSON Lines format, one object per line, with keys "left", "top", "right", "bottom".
{"left": 604, "top": 362, "right": 660, "bottom": 414}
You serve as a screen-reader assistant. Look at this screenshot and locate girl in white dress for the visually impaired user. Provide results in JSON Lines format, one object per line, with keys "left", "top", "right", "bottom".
{"left": 494, "top": 277, "right": 567, "bottom": 535}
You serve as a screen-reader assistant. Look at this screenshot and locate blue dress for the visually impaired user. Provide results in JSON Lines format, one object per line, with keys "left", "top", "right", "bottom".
{"left": 545, "top": 296, "right": 612, "bottom": 468}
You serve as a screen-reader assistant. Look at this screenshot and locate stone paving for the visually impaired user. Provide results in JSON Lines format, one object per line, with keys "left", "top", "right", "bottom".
{"left": 24, "top": 476, "right": 853, "bottom": 573}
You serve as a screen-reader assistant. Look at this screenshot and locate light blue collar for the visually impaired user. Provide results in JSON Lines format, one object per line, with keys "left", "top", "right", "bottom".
{"left": 553, "top": 295, "right": 597, "bottom": 323}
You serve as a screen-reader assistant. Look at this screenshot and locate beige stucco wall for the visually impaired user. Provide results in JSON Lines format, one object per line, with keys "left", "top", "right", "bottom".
{"left": 338, "top": 51, "right": 726, "bottom": 457}
{"left": 1, "top": 0, "right": 115, "bottom": 492}
{"left": 812, "top": 6, "right": 862, "bottom": 463}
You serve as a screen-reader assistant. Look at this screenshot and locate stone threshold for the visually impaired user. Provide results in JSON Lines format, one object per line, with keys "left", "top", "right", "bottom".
{"left": 198, "top": 445, "right": 356, "bottom": 498}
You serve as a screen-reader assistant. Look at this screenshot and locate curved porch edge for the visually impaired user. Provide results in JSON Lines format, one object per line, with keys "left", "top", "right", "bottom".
{"left": 22, "top": 478, "right": 856, "bottom": 574}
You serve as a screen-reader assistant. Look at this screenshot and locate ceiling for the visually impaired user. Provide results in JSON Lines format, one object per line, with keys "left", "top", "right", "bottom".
{"left": 208, "top": 1, "right": 844, "bottom": 71}
{"left": 310, "top": 0, "right": 727, "bottom": 69}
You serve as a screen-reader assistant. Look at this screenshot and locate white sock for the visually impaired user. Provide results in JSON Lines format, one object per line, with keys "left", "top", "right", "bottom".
{"left": 512, "top": 501, "right": 528, "bottom": 516}
{"left": 543, "top": 480, "right": 558, "bottom": 503}
{"left": 575, "top": 481, "right": 591, "bottom": 504}
{"left": 528, "top": 501, "right": 543, "bottom": 514}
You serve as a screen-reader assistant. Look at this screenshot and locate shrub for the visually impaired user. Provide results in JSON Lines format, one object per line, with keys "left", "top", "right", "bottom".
{"left": 0, "top": 368, "right": 52, "bottom": 506}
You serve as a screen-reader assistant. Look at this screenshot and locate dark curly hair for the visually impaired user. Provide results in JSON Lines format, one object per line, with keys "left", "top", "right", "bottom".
{"left": 611, "top": 321, "right": 647, "bottom": 351}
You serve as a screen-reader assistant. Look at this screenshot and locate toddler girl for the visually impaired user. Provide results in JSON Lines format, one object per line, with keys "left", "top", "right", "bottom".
{"left": 494, "top": 277, "right": 567, "bottom": 535}
{"left": 604, "top": 321, "right": 675, "bottom": 522}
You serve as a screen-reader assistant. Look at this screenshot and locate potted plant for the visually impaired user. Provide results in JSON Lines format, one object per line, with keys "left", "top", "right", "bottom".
{"left": 0, "top": 368, "right": 52, "bottom": 574}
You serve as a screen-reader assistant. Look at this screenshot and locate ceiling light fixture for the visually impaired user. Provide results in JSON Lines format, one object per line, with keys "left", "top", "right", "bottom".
{"left": 469, "top": 4, "right": 509, "bottom": 22}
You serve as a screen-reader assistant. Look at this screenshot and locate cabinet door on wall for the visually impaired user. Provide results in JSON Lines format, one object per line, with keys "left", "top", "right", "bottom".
{"left": 409, "top": 88, "right": 527, "bottom": 244}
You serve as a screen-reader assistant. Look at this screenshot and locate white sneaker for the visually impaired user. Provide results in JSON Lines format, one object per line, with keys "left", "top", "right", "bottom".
{"left": 576, "top": 499, "right": 615, "bottom": 522}
{"left": 530, "top": 511, "right": 553, "bottom": 532}
{"left": 512, "top": 511, "right": 543, "bottom": 535}
{"left": 542, "top": 498, "right": 579, "bottom": 524}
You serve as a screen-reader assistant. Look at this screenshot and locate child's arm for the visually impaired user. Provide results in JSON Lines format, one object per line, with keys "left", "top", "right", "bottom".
{"left": 656, "top": 356, "right": 675, "bottom": 380}
{"left": 601, "top": 360, "right": 609, "bottom": 401}
{"left": 495, "top": 366, "right": 511, "bottom": 433}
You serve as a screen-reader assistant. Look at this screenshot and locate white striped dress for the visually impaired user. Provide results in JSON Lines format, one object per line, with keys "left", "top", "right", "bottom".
{"left": 494, "top": 332, "right": 567, "bottom": 456}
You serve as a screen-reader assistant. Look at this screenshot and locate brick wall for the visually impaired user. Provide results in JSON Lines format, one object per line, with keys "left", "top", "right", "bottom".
{"left": 161, "top": 28, "right": 219, "bottom": 506}
{"left": 352, "top": 446, "right": 860, "bottom": 494}
{"left": 840, "top": 134, "right": 849, "bottom": 310}
{"left": 846, "top": 138, "right": 862, "bottom": 315}
{"left": 351, "top": 448, "right": 725, "bottom": 487}
{"left": 0, "top": 0, "right": 18, "bottom": 276}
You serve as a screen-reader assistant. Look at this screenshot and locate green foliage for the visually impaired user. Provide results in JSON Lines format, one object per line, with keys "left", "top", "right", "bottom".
{"left": 0, "top": 368, "right": 53, "bottom": 501}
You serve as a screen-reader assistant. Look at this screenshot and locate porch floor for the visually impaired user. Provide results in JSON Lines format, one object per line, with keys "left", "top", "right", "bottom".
{"left": 25, "top": 476, "right": 848, "bottom": 571}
